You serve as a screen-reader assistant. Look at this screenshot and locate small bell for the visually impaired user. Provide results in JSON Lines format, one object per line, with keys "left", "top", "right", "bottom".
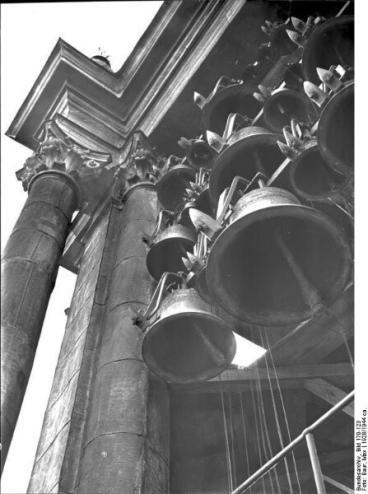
{"left": 146, "top": 223, "right": 196, "bottom": 281}
{"left": 156, "top": 163, "right": 196, "bottom": 211}
{"left": 263, "top": 88, "right": 317, "bottom": 132}
{"left": 289, "top": 143, "right": 349, "bottom": 204}
{"left": 302, "top": 16, "right": 353, "bottom": 84}
{"left": 317, "top": 81, "right": 354, "bottom": 175}
{"left": 209, "top": 126, "right": 284, "bottom": 204}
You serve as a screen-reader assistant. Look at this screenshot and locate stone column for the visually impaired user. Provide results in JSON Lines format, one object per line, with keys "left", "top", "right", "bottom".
{"left": 76, "top": 132, "right": 170, "bottom": 493}
{"left": 1, "top": 171, "right": 79, "bottom": 469}
{"left": 1, "top": 121, "right": 111, "bottom": 470}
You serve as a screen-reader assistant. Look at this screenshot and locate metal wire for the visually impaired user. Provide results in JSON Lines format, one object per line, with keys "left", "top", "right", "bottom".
{"left": 260, "top": 331, "right": 295, "bottom": 494}
{"left": 228, "top": 392, "right": 238, "bottom": 487}
{"left": 253, "top": 368, "right": 277, "bottom": 494}
{"left": 263, "top": 330, "right": 303, "bottom": 494}
{"left": 239, "top": 393, "right": 251, "bottom": 492}
{"left": 250, "top": 381, "right": 266, "bottom": 493}
{"left": 254, "top": 363, "right": 282, "bottom": 494}
{"left": 220, "top": 375, "right": 234, "bottom": 493}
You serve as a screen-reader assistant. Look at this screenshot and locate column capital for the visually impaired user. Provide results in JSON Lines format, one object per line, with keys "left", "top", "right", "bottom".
{"left": 112, "top": 130, "right": 166, "bottom": 206}
{"left": 16, "top": 120, "right": 113, "bottom": 208}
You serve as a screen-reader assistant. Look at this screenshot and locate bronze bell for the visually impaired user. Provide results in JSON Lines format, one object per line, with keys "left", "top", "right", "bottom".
{"left": 179, "top": 137, "right": 216, "bottom": 169}
{"left": 202, "top": 83, "right": 262, "bottom": 136}
{"left": 180, "top": 185, "right": 214, "bottom": 227}
{"left": 263, "top": 88, "right": 316, "bottom": 133}
{"left": 206, "top": 186, "right": 351, "bottom": 326}
{"left": 302, "top": 16, "right": 353, "bottom": 84}
{"left": 289, "top": 143, "right": 348, "bottom": 203}
{"left": 146, "top": 223, "right": 196, "bottom": 281}
{"left": 317, "top": 81, "right": 354, "bottom": 175}
{"left": 142, "top": 274, "right": 236, "bottom": 383}
{"left": 156, "top": 163, "right": 196, "bottom": 211}
{"left": 209, "top": 126, "right": 284, "bottom": 204}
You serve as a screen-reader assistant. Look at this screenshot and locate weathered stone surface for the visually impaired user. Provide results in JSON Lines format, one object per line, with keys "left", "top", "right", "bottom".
{"left": 1, "top": 171, "right": 78, "bottom": 468}
{"left": 27, "top": 212, "right": 109, "bottom": 492}
{"left": 114, "top": 219, "right": 155, "bottom": 266}
{"left": 35, "top": 372, "right": 79, "bottom": 463}
{"left": 76, "top": 186, "right": 169, "bottom": 493}
{"left": 77, "top": 433, "right": 146, "bottom": 494}
{"left": 28, "top": 420, "right": 71, "bottom": 494}
{"left": 97, "top": 305, "right": 144, "bottom": 367}
{"left": 85, "top": 359, "right": 149, "bottom": 443}
{"left": 108, "top": 257, "right": 153, "bottom": 310}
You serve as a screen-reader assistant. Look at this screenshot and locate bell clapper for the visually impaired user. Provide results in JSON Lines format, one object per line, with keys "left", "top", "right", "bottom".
{"left": 274, "top": 230, "right": 323, "bottom": 312}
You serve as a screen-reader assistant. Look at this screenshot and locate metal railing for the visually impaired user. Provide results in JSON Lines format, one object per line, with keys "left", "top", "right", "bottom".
{"left": 231, "top": 390, "right": 354, "bottom": 494}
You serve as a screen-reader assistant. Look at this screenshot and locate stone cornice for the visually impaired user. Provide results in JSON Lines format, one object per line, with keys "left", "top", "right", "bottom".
{"left": 6, "top": 0, "right": 246, "bottom": 153}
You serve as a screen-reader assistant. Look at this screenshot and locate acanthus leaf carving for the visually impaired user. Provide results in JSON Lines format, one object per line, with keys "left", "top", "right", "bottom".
{"left": 15, "top": 120, "right": 112, "bottom": 207}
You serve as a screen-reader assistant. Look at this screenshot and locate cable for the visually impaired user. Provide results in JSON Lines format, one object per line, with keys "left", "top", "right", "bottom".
{"left": 220, "top": 375, "right": 234, "bottom": 493}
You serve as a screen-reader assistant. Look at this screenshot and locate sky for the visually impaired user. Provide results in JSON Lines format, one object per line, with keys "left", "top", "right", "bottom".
{"left": 1, "top": 1, "right": 368, "bottom": 493}
{"left": 0, "top": 3, "right": 268, "bottom": 493}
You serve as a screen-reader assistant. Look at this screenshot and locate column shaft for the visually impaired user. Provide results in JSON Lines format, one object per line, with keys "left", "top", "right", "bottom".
{"left": 1, "top": 171, "right": 78, "bottom": 468}
{"left": 77, "top": 185, "right": 170, "bottom": 494}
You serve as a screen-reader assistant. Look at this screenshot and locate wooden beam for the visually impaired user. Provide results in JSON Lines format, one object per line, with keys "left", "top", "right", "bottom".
{"left": 170, "top": 363, "right": 353, "bottom": 394}
{"left": 304, "top": 379, "right": 354, "bottom": 418}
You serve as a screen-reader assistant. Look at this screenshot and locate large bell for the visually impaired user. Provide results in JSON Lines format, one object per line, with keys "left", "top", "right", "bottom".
{"left": 302, "top": 16, "right": 354, "bottom": 84}
{"left": 209, "top": 126, "right": 284, "bottom": 204}
{"left": 263, "top": 88, "right": 316, "bottom": 133}
{"left": 289, "top": 143, "right": 348, "bottom": 203}
{"left": 142, "top": 288, "right": 236, "bottom": 383}
{"left": 202, "top": 84, "right": 262, "bottom": 136}
{"left": 156, "top": 164, "right": 196, "bottom": 211}
{"left": 206, "top": 186, "right": 351, "bottom": 326}
{"left": 317, "top": 82, "right": 354, "bottom": 175}
{"left": 146, "top": 224, "right": 196, "bottom": 281}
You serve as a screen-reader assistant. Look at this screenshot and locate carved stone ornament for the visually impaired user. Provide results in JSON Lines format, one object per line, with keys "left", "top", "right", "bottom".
{"left": 112, "top": 130, "right": 166, "bottom": 205}
{"left": 16, "top": 120, "right": 112, "bottom": 207}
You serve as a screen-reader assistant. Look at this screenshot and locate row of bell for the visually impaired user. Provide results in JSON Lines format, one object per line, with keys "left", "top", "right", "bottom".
{"left": 142, "top": 181, "right": 352, "bottom": 383}
{"left": 141, "top": 13, "right": 353, "bottom": 385}
{"left": 156, "top": 95, "right": 353, "bottom": 216}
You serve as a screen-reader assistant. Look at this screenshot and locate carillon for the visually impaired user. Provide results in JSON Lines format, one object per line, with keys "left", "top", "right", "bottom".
{"left": 4, "top": 2, "right": 354, "bottom": 492}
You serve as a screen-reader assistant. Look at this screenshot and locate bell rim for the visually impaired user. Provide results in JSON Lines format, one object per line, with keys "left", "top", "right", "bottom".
{"left": 146, "top": 233, "right": 196, "bottom": 281}
{"left": 317, "top": 82, "right": 354, "bottom": 176}
{"left": 263, "top": 89, "right": 315, "bottom": 133}
{"left": 207, "top": 202, "right": 352, "bottom": 326}
{"left": 142, "top": 310, "right": 236, "bottom": 383}
{"left": 209, "top": 128, "right": 282, "bottom": 204}
{"left": 302, "top": 15, "right": 354, "bottom": 84}
{"left": 289, "top": 143, "right": 349, "bottom": 203}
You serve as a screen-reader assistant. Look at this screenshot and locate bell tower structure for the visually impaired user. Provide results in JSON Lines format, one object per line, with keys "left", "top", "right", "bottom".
{"left": 2, "top": 1, "right": 354, "bottom": 493}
